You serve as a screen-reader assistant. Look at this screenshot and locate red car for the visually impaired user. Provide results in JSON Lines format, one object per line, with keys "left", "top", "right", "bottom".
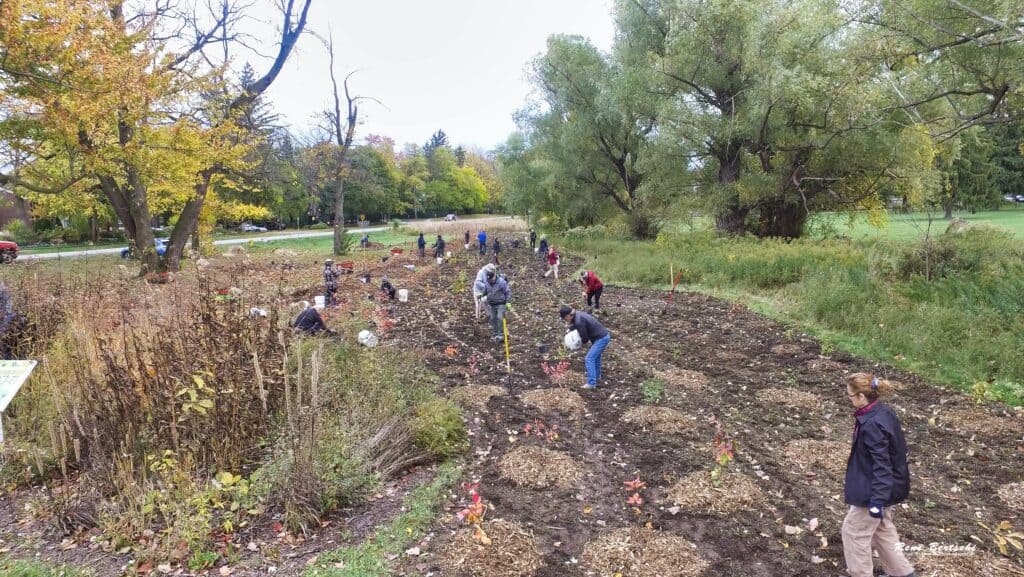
{"left": 0, "top": 240, "right": 18, "bottom": 263}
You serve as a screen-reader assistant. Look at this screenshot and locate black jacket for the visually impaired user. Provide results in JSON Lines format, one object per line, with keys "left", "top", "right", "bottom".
{"left": 844, "top": 402, "right": 910, "bottom": 507}
{"left": 293, "top": 308, "right": 328, "bottom": 335}
{"left": 569, "top": 310, "right": 608, "bottom": 345}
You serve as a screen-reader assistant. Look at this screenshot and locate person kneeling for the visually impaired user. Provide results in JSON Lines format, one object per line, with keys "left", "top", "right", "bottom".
{"left": 292, "top": 302, "right": 335, "bottom": 336}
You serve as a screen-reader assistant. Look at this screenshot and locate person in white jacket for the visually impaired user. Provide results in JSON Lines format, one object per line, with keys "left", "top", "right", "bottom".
{"left": 472, "top": 263, "right": 497, "bottom": 319}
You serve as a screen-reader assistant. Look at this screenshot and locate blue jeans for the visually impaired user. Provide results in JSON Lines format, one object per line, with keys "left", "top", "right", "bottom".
{"left": 585, "top": 334, "right": 610, "bottom": 385}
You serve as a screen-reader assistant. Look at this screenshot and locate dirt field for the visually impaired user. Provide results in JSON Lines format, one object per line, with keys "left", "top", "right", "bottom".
{"left": 381, "top": 242, "right": 1024, "bottom": 576}
{"left": 2, "top": 234, "right": 1023, "bottom": 576}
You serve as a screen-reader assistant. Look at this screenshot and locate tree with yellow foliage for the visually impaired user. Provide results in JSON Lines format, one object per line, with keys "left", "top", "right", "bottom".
{"left": 0, "top": 0, "right": 313, "bottom": 272}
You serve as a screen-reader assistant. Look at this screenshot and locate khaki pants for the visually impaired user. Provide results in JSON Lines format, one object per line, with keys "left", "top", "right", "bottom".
{"left": 842, "top": 505, "right": 915, "bottom": 577}
{"left": 473, "top": 290, "right": 483, "bottom": 318}
{"left": 544, "top": 262, "right": 559, "bottom": 279}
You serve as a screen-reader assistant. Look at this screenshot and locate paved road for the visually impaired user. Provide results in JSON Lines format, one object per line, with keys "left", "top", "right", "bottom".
{"left": 18, "top": 227, "right": 389, "bottom": 261}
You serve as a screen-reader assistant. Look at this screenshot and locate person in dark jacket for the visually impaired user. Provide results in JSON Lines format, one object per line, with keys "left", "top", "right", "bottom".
{"left": 538, "top": 236, "right": 548, "bottom": 258}
{"left": 559, "top": 305, "right": 610, "bottom": 389}
{"left": 433, "top": 235, "right": 446, "bottom": 259}
{"left": 477, "top": 230, "right": 487, "bottom": 255}
{"left": 841, "top": 372, "right": 916, "bottom": 577}
{"left": 479, "top": 271, "right": 511, "bottom": 342}
{"left": 579, "top": 270, "right": 604, "bottom": 310}
{"left": 464, "top": 230, "right": 471, "bottom": 249}
{"left": 417, "top": 233, "right": 426, "bottom": 257}
{"left": 380, "top": 276, "right": 397, "bottom": 300}
{"left": 292, "top": 303, "right": 334, "bottom": 336}
{"left": 529, "top": 228, "right": 537, "bottom": 250}
{"left": 492, "top": 238, "right": 501, "bottom": 265}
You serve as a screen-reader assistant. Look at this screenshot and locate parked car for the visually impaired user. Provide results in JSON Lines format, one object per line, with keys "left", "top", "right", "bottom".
{"left": 444, "top": 213, "right": 457, "bottom": 221}
{"left": 121, "top": 238, "right": 168, "bottom": 259}
{"left": 240, "top": 223, "right": 268, "bottom": 232}
{"left": 0, "top": 240, "right": 18, "bottom": 264}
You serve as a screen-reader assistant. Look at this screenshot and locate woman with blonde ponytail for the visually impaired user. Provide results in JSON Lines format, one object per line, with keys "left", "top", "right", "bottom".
{"left": 841, "top": 373, "right": 916, "bottom": 577}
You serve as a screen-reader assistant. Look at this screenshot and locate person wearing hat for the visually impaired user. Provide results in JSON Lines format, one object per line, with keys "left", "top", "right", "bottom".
{"left": 559, "top": 305, "right": 610, "bottom": 389}
{"left": 472, "top": 263, "right": 497, "bottom": 319}
{"left": 579, "top": 270, "right": 604, "bottom": 310}
{"left": 323, "top": 260, "right": 341, "bottom": 307}
{"left": 538, "top": 235, "right": 548, "bottom": 258}
{"left": 479, "top": 270, "right": 511, "bottom": 342}
{"left": 841, "top": 372, "right": 916, "bottom": 577}
{"left": 417, "top": 232, "right": 426, "bottom": 257}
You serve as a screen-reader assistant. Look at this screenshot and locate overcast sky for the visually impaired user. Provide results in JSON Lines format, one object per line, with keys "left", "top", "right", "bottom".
{"left": 248, "top": 1, "right": 615, "bottom": 151}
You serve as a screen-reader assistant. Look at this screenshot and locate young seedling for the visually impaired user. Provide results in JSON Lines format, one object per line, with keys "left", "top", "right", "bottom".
{"left": 456, "top": 482, "right": 491, "bottom": 545}
{"left": 708, "top": 415, "right": 735, "bottom": 488}
{"left": 541, "top": 360, "right": 570, "bottom": 386}
{"left": 623, "top": 477, "right": 647, "bottom": 511}
{"left": 522, "top": 419, "right": 559, "bottom": 443}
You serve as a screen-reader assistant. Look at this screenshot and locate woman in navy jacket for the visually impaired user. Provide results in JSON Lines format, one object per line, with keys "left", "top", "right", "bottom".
{"left": 841, "top": 372, "right": 916, "bottom": 577}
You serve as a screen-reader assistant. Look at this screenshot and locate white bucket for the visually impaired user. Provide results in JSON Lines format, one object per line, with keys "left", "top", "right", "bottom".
{"left": 313, "top": 295, "right": 326, "bottom": 309}
{"left": 437, "top": 256, "right": 444, "bottom": 265}
{"left": 464, "top": 243, "right": 470, "bottom": 250}
{"left": 534, "top": 247, "right": 539, "bottom": 253}
{"left": 446, "top": 251, "right": 452, "bottom": 258}
{"left": 398, "top": 289, "right": 408, "bottom": 302}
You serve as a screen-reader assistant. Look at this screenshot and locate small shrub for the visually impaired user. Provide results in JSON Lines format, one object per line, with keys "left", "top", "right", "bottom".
{"left": 641, "top": 378, "right": 666, "bottom": 404}
{"left": 2, "top": 219, "right": 38, "bottom": 244}
{"left": 411, "top": 398, "right": 468, "bottom": 459}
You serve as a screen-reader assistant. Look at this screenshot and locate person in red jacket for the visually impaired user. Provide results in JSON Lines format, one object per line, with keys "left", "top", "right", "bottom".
{"left": 544, "top": 246, "right": 560, "bottom": 279}
{"left": 579, "top": 270, "right": 604, "bottom": 310}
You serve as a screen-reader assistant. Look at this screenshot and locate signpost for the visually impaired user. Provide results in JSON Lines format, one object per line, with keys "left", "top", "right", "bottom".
{"left": 0, "top": 360, "right": 37, "bottom": 443}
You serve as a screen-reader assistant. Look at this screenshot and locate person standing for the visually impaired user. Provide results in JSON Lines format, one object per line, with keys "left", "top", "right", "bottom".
{"left": 841, "top": 373, "right": 916, "bottom": 577}
{"left": 492, "top": 238, "right": 501, "bottom": 265}
{"left": 579, "top": 270, "right": 604, "bottom": 310}
{"left": 529, "top": 228, "right": 537, "bottom": 250}
{"left": 479, "top": 270, "right": 511, "bottom": 342}
{"left": 323, "top": 260, "right": 341, "bottom": 307}
{"left": 360, "top": 233, "right": 370, "bottom": 249}
{"left": 417, "top": 232, "right": 426, "bottom": 257}
{"left": 544, "top": 246, "right": 560, "bottom": 279}
{"left": 464, "top": 230, "right": 471, "bottom": 249}
{"left": 559, "top": 305, "right": 610, "bottom": 389}
{"left": 477, "top": 230, "right": 487, "bottom": 255}
{"left": 472, "top": 263, "right": 497, "bottom": 319}
{"left": 433, "top": 234, "right": 446, "bottom": 259}
{"left": 538, "top": 236, "right": 548, "bottom": 258}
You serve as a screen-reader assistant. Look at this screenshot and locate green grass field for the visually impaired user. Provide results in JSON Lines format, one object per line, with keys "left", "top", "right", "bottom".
{"left": 810, "top": 206, "right": 1024, "bottom": 240}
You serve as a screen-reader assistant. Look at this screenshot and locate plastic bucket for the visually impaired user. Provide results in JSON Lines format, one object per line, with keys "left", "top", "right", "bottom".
{"left": 398, "top": 289, "right": 408, "bottom": 302}
{"left": 436, "top": 257, "right": 444, "bottom": 265}
{"left": 464, "top": 243, "right": 470, "bottom": 250}
{"left": 446, "top": 251, "right": 452, "bottom": 258}
{"left": 313, "top": 295, "right": 326, "bottom": 309}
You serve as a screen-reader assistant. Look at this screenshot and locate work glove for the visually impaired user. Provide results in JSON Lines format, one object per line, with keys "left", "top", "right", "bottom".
{"left": 506, "top": 303, "right": 514, "bottom": 313}
{"left": 868, "top": 503, "right": 884, "bottom": 519}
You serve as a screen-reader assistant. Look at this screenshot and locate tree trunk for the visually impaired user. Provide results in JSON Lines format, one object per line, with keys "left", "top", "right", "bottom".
{"left": 753, "top": 199, "right": 807, "bottom": 239}
{"left": 333, "top": 176, "right": 346, "bottom": 255}
{"left": 714, "top": 151, "right": 748, "bottom": 234}
{"left": 943, "top": 200, "right": 954, "bottom": 220}
{"left": 164, "top": 172, "right": 211, "bottom": 271}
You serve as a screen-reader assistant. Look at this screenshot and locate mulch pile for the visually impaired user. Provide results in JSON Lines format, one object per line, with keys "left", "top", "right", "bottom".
{"left": 653, "top": 369, "right": 708, "bottom": 392}
{"left": 520, "top": 388, "right": 586, "bottom": 418}
{"left": 441, "top": 519, "right": 544, "bottom": 577}
{"left": 755, "top": 388, "right": 822, "bottom": 410}
{"left": 783, "top": 439, "right": 848, "bottom": 477}
{"left": 913, "top": 551, "right": 1024, "bottom": 577}
{"left": 663, "top": 470, "right": 768, "bottom": 515}
{"left": 621, "top": 406, "right": 695, "bottom": 435}
{"left": 581, "top": 527, "right": 709, "bottom": 577}
{"left": 498, "top": 446, "right": 584, "bottom": 489}
{"left": 451, "top": 385, "right": 508, "bottom": 410}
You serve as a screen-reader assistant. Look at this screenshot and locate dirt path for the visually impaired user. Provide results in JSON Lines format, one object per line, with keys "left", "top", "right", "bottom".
{"left": 385, "top": 245, "right": 1024, "bottom": 576}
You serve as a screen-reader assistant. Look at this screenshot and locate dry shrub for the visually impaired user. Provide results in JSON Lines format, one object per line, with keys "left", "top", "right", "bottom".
{"left": 582, "top": 527, "right": 709, "bottom": 577}
{"left": 783, "top": 439, "right": 848, "bottom": 478}
{"left": 770, "top": 344, "right": 803, "bottom": 356}
{"left": 997, "top": 482, "right": 1024, "bottom": 511}
{"left": 451, "top": 385, "right": 508, "bottom": 410}
{"left": 663, "top": 470, "right": 767, "bottom": 515}
{"left": 914, "top": 551, "right": 1024, "bottom": 577}
{"left": 940, "top": 408, "right": 1023, "bottom": 437}
{"left": 498, "top": 446, "right": 583, "bottom": 489}
{"left": 654, "top": 369, "right": 708, "bottom": 392}
{"left": 755, "top": 388, "right": 821, "bottom": 410}
{"left": 621, "top": 406, "right": 695, "bottom": 435}
{"left": 521, "top": 388, "right": 586, "bottom": 418}
{"left": 403, "top": 216, "right": 528, "bottom": 237}
{"left": 442, "top": 519, "right": 543, "bottom": 577}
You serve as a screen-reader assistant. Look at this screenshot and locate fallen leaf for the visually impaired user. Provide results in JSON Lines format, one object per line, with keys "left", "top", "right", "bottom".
{"left": 811, "top": 555, "right": 824, "bottom": 564}
{"left": 219, "top": 567, "right": 234, "bottom": 576}
{"left": 247, "top": 542, "right": 259, "bottom": 552}
{"left": 157, "top": 564, "right": 173, "bottom": 575}
{"left": 784, "top": 525, "right": 803, "bottom": 535}
{"left": 807, "top": 518, "right": 819, "bottom": 532}
{"left": 405, "top": 546, "right": 422, "bottom": 556}
{"left": 583, "top": 506, "right": 592, "bottom": 514}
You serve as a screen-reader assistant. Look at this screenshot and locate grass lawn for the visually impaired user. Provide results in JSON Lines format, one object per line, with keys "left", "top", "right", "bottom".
{"left": 811, "top": 205, "right": 1024, "bottom": 240}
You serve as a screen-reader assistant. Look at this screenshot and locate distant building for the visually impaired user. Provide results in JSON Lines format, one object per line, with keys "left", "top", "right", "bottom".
{"left": 0, "top": 189, "right": 31, "bottom": 230}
